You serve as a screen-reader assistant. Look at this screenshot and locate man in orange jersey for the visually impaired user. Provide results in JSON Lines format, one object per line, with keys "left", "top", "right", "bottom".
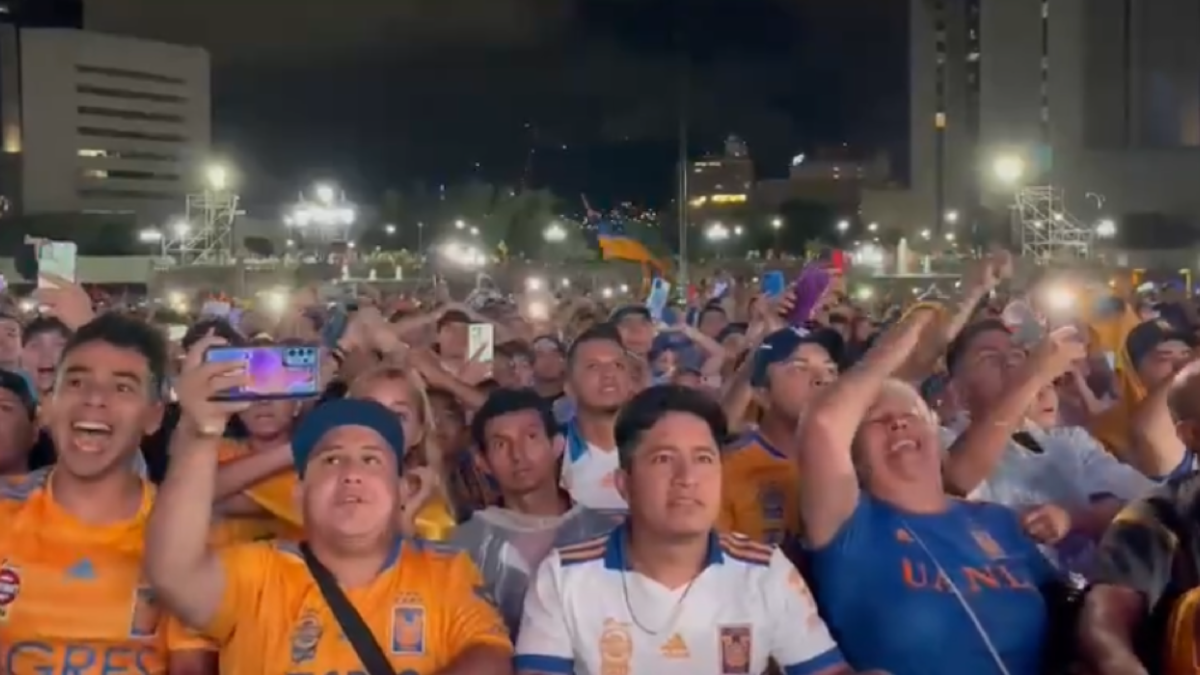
{"left": 718, "top": 327, "right": 842, "bottom": 547}
{"left": 146, "top": 336, "right": 513, "bottom": 675}
{"left": 0, "top": 314, "right": 213, "bottom": 674}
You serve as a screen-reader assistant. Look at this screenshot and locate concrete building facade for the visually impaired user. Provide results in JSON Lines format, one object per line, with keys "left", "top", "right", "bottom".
{"left": 0, "top": 28, "right": 210, "bottom": 221}
{"left": 866, "top": 0, "right": 1200, "bottom": 240}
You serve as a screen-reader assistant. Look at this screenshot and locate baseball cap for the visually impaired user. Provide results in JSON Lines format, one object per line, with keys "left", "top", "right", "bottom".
{"left": 1126, "top": 318, "right": 1196, "bottom": 368}
{"left": 0, "top": 369, "right": 36, "bottom": 418}
{"left": 608, "top": 305, "right": 652, "bottom": 325}
{"left": 750, "top": 327, "right": 844, "bottom": 387}
{"left": 291, "top": 399, "right": 406, "bottom": 477}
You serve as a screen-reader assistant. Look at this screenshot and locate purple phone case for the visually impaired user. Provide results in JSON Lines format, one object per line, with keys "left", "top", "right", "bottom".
{"left": 787, "top": 265, "right": 832, "bottom": 326}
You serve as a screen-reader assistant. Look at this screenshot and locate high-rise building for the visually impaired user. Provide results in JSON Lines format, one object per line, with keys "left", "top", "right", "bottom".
{"left": 866, "top": 0, "right": 1200, "bottom": 236}
{"left": 683, "top": 135, "right": 755, "bottom": 215}
{"left": 0, "top": 28, "right": 211, "bottom": 221}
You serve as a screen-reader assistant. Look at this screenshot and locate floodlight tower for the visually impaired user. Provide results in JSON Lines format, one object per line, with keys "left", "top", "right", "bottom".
{"left": 284, "top": 182, "right": 356, "bottom": 249}
{"left": 161, "top": 163, "right": 240, "bottom": 265}
{"left": 990, "top": 154, "right": 1093, "bottom": 264}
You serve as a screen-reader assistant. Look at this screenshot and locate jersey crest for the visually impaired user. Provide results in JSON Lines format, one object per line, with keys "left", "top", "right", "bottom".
{"left": 391, "top": 603, "right": 426, "bottom": 655}
{"left": 718, "top": 624, "right": 752, "bottom": 674}
{"left": 290, "top": 611, "right": 322, "bottom": 664}
{"left": 599, "top": 618, "right": 633, "bottom": 675}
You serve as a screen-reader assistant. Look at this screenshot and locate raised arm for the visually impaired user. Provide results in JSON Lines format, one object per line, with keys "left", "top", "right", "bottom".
{"left": 942, "top": 327, "right": 1084, "bottom": 495}
{"left": 796, "top": 308, "right": 937, "bottom": 547}
{"left": 1127, "top": 361, "right": 1194, "bottom": 479}
{"left": 145, "top": 336, "right": 252, "bottom": 630}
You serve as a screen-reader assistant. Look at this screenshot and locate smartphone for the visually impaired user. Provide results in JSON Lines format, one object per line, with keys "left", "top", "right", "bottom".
{"left": 203, "top": 345, "right": 321, "bottom": 401}
{"left": 761, "top": 271, "right": 786, "bottom": 299}
{"left": 787, "top": 265, "right": 832, "bottom": 327}
{"left": 37, "top": 241, "right": 77, "bottom": 288}
{"left": 646, "top": 278, "right": 671, "bottom": 322}
{"left": 468, "top": 323, "right": 494, "bottom": 363}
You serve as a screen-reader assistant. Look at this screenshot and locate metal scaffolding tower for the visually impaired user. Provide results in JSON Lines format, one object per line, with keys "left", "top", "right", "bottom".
{"left": 161, "top": 185, "right": 240, "bottom": 266}
{"left": 1015, "top": 186, "right": 1093, "bottom": 264}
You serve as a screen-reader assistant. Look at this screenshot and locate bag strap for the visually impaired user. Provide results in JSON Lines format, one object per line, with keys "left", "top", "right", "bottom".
{"left": 902, "top": 522, "right": 1013, "bottom": 675}
{"left": 300, "top": 543, "right": 395, "bottom": 675}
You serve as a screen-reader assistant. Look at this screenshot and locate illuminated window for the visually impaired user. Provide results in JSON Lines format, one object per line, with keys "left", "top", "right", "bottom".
{"left": 78, "top": 149, "right": 107, "bottom": 158}
{"left": 82, "top": 169, "right": 109, "bottom": 179}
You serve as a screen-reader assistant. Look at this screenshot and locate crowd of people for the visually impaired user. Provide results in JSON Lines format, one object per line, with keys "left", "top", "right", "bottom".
{"left": 2, "top": 253, "right": 1200, "bottom": 675}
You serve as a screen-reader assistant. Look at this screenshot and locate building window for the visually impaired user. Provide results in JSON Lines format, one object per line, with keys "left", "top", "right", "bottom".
{"left": 77, "top": 148, "right": 179, "bottom": 161}
{"left": 78, "top": 127, "right": 186, "bottom": 143}
{"left": 81, "top": 168, "right": 179, "bottom": 181}
{"left": 78, "top": 188, "right": 178, "bottom": 202}
{"left": 75, "top": 65, "right": 185, "bottom": 86}
{"left": 78, "top": 106, "right": 184, "bottom": 124}
{"left": 77, "top": 84, "right": 186, "bottom": 104}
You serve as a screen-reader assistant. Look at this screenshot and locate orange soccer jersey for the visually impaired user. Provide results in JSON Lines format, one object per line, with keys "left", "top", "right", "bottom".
{"left": 717, "top": 431, "right": 802, "bottom": 546}
{"left": 202, "top": 538, "right": 512, "bottom": 674}
{"left": 0, "top": 468, "right": 209, "bottom": 674}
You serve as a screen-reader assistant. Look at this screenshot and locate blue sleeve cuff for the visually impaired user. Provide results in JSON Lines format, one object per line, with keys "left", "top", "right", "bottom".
{"left": 1151, "top": 450, "right": 1195, "bottom": 482}
{"left": 514, "top": 653, "right": 575, "bottom": 674}
{"left": 782, "top": 646, "right": 846, "bottom": 675}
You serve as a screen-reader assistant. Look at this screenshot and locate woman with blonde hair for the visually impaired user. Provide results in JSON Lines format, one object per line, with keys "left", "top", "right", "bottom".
{"left": 348, "top": 364, "right": 458, "bottom": 540}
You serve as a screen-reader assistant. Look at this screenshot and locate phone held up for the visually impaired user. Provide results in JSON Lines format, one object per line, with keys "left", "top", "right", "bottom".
{"left": 203, "top": 345, "right": 321, "bottom": 402}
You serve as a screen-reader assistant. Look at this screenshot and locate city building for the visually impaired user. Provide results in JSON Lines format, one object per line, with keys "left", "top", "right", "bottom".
{"left": 0, "top": 27, "right": 211, "bottom": 221}
{"left": 683, "top": 135, "right": 755, "bottom": 218}
{"left": 754, "top": 148, "right": 893, "bottom": 215}
{"left": 865, "top": 0, "right": 1200, "bottom": 243}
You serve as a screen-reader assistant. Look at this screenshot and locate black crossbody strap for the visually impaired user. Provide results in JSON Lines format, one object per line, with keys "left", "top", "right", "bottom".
{"left": 300, "top": 543, "right": 395, "bottom": 675}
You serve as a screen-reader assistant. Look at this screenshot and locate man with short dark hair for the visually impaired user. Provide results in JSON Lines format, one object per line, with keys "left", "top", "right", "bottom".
{"left": 453, "top": 388, "right": 621, "bottom": 636}
{"left": 0, "top": 313, "right": 212, "bottom": 673}
{"left": 560, "top": 325, "right": 633, "bottom": 509}
{"left": 516, "top": 385, "right": 852, "bottom": 675}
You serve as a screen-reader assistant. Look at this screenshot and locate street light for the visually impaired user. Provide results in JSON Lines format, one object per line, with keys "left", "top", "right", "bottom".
{"left": 543, "top": 222, "right": 567, "bottom": 242}
{"left": 705, "top": 223, "right": 731, "bottom": 241}
{"left": 992, "top": 154, "right": 1026, "bottom": 185}
{"left": 836, "top": 219, "right": 850, "bottom": 233}
{"left": 945, "top": 210, "right": 959, "bottom": 224}
{"left": 944, "top": 232, "right": 957, "bottom": 242}
{"left": 384, "top": 224, "right": 396, "bottom": 235}
{"left": 733, "top": 225, "right": 744, "bottom": 236}
{"left": 867, "top": 222, "right": 878, "bottom": 233}
{"left": 920, "top": 229, "right": 932, "bottom": 240}
{"left": 1096, "top": 218, "right": 1117, "bottom": 239}
{"left": 771, "top": 217, "right": 783, "bottom": 230}
{"left": 454, "top": 219, "right": 466, "bottom": 230}
{"left": 172, "top": 219, "right": 190, "bottom": 237}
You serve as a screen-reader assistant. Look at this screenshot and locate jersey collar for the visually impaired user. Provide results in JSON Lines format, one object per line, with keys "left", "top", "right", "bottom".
{"left": 601, "top": 522, "right": 724, "bottom": 570}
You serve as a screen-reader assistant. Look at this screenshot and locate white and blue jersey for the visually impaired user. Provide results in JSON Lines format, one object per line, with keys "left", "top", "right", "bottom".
{"left": 559, "top": 421, "right": 626, "bottom": 510}
{"left": 515, "top": 525, "right": 844, "bottom": 675}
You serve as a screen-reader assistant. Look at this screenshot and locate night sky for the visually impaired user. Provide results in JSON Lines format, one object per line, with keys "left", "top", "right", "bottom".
{"left": 88, "top": 0, "right": 907, "bottom": 209}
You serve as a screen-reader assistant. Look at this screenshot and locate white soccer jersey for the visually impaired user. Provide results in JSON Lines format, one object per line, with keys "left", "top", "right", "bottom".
{"left": 561, "top": 428, "right": 626, "bottom": 510}
{"left": 514, "top": 526, "right": 844, "bottom": 675}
